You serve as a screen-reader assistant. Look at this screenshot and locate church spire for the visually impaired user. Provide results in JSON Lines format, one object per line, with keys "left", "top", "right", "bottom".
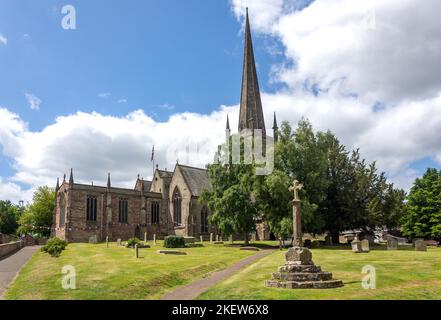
{"left": 226, "top": 114, "right": 230, "bottom": 131}
{"left": 238, "top": 8, "right": 266, "bottom": 136}
{"left": 107, "top": 173, "right": 111, "bottom": 189}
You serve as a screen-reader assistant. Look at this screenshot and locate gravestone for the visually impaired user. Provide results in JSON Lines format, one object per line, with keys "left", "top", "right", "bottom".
{"left": 144, "top": 232, "right": 147, "bottom": 243}
{"left": 117, "top": 238, "right": 122, "bottom": 246}
{"left": 135, "top": 244, "right": 139, "bottom": 258}
{"left": 153, "top": 234, "right": 157, "bottom": 246}
{"left": 157, "top": 250, "right": 187, "bottom": 255}
{"left": 361, "top": 239, "right": 370, "bottom": 252}
{"left": 210, "top": 233, "right": 213, "bottom": 243}
{"left": 387, "top": 237, "right": 398, "bottom": 250}
{"left": 200, "top": 235, "right": 203, "bottom": 243}
{"left": 325, "top": 234, "right": 333, "bottom": 246}
{"left": 88, "top": 235, "right": 98, "bottom": 244}
{"left": 265, "top": 180, "right": 343, "bottom": 289}
{"left": 106, "top": 236, "right": 109, "bottom": 248}
{"left": 251, "top": 233, "right": 256, "bottom": 242}
{"left": 351, "top": 239, "right": 363, "bottom": 253}
{"left": 184, "top": 237, "right": 196, "bottom": 244}
{"left": 415, "top": 240, "right": 427, "bottom": 252}
{"left": 229, "top": 235, "right": 233, "bottom": 244}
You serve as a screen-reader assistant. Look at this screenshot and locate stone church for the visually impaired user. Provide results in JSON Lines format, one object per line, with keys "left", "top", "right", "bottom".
{"left": 52, "top": 10, "right": 279, "bottom": 243}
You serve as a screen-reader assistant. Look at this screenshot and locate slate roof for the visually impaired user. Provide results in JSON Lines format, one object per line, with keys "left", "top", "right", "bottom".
{"left": 178, "top": 165, "right": 212, "bottom": 197}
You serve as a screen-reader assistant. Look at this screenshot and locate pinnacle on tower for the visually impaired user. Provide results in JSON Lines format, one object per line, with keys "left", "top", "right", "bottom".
{"left": 273, "top": 112, "right": 279, "bottom": 143}
{"left": 238, "top": 8, "right": 266, "bottom": 137}
{"left": 107, "top": 173, "right": 111, "bottom": 188}
{"left": 69, "top": 168, "right": 74, "bottom": 185}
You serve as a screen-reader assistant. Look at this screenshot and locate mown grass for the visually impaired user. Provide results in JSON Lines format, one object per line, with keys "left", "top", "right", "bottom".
{"left": 5, "top": 241, "right": 256, "bottom": 300}
{"left": 197, "top": 245, "right": 441, "bottom": 300}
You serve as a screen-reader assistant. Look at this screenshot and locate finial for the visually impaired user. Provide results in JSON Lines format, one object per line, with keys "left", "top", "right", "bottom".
{"left": 55, "top": 177, "right": 60, "bottom": 192}
{"left": 63, "top": 174, "right": 66, "bottom": 183}
{"left": 273, "top": 112, "right": 278, "bottom": 129}
{"left": 69, "top": 168, "right": 74, "bottom": 185}
{"left": 156, "top": 164, "right": 159, "bottom": 169}
{"left": 226, "top": 114, "right": 230, "bottom": 131}
{"left": 107, "top": 173, "right": 111, "bottom": 188}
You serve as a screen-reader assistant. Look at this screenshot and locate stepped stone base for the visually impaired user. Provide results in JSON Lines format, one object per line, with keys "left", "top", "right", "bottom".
{"left": 265, "top": 247, "right": 343, "bottom": 290}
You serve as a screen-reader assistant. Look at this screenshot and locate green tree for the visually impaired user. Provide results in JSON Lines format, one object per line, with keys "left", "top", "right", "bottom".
{"left": 402, "top": 168, "right": 441, "bottom": 240}
{"left": 18, "top": 186, "right": 55, "bottom": 237}
{"left": 0, "top": 200, "right": 22, "bottom": 235}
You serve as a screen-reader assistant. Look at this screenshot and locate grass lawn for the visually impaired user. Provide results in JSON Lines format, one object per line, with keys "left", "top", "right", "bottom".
{"left": 5, "top": 241, "right": 257, "bottom": 300}
{"left": 197, "top": 245, "right": 441, "bottom": 300}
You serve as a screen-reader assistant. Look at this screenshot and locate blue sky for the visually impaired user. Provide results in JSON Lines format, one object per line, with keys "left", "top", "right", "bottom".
{"left": 1, "top": 0, "right": 441, "bottom": 202}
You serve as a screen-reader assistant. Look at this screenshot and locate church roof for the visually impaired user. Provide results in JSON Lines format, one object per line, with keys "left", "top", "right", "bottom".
{"left": 178, "top": 164, "right": 211, "bottom": 197}
{"left": 238, "top": 9, "right": 266, "bottom": 135}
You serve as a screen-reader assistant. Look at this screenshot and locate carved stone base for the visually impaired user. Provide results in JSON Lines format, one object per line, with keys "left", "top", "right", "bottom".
{"left": 265, "top": 247, "right": 343, "bottom": 289}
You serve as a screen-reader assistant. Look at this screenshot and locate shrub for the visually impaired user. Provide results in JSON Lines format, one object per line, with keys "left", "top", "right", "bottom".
{"left": 164, "top": 235, "right": 186, "bottom": 248}
{"left": 41, "top": 237, "right": 68, "bottom": 257}
{"left": 127, "top": 237, "right": 141, "bottom": 248}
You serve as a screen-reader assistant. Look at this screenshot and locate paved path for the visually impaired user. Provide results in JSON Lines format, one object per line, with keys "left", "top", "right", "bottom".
{"left": 0, "top": 246, "right": 41, "bottom": 299}
{"left": 161, "top": 249, "right": 274, "bottom": 300}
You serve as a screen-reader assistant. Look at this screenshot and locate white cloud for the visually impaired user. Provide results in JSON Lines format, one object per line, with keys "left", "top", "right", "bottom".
{"left": 117, "top": 98, "right": 127, "bottom": 104}
{"left": 0, "top": 34, "right": 7, "bottom": 45}
{"left": 24, "top": 93, "right": 42, "bottom": 110}
{"left": 228, "top": 0, "right": 441, "bottom": 190}
{"left": 0, "top": 105, "right": 236, "bottom": 202}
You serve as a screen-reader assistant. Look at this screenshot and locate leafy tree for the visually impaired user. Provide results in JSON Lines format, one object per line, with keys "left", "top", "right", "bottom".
{"left": 18, "top": 186, "right": 55, "bottom": 237}
{"left": 0, "top": 200, "right": 23, "bottom": 235}
{"left": 402, "top": 168, "right": 441, "bottom": 240}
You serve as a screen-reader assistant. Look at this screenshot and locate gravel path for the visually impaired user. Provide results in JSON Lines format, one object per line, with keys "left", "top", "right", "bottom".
{"left": 0, "top": 246, "right": 41, "bottom": 299}
{"left": 161, "top": 249, "right": 274, "bottom": 300}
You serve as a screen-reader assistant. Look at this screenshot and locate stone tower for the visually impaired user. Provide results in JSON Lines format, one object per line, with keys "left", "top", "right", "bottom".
{"left": 238, "top": 8, "right": 266, "bottom": 137}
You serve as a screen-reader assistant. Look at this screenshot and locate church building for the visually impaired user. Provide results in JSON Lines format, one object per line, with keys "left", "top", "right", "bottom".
{"left": 51, "top": 10, "right": 279, "bottom": 242}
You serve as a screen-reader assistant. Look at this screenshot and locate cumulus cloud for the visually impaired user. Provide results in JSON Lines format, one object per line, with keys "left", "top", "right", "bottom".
{"left": 24, "top": 93, "right": 42, "bottom": 110}
{"left": 0, "top": 105, "right": 237, "bottom": 202}
{"left": 229, "top": 0, "right": 441, "bottom": 190}
{"left": 98, "top": 92, "right": 111, "bottom": 99}
{"left": 0, "top": 34, "right": 7, "bottom": 45}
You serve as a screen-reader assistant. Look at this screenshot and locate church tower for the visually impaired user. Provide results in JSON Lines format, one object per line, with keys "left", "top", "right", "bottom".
{"left": 238, "top": 8, "right": 266, "bottom": 137}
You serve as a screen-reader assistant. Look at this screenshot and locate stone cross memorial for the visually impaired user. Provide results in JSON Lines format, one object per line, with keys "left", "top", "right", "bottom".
{"left": 265, "top": 180, "right": 343, "bottom": 289}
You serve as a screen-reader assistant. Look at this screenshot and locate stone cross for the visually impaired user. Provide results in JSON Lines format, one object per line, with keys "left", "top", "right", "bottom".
{"left": 289, "top": 180, "right": 303, "bottom": 202}
{"left": 289, "top": 180, "right": 303, "bottom": 247}
{"left": 153, "top": 234, "right": 157, "bottom": 246}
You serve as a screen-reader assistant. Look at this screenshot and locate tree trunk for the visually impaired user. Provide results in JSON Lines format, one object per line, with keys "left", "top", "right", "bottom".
{"left": 331, "top": 231, "right": 340, "bottom": 245}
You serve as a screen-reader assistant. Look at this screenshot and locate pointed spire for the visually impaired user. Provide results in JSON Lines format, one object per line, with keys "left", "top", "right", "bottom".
{"left": 273, "top": 112, "right": 279, "bottom": 143}
{"left": 69, "top": 168, "right": 74, "bottom": 185}
{"left": 272, "top": 112, "right": 278, "bottom": 129}
{"left": 55, "top": 177, "right": 60, "bottom": 193}
{"left": 226, "top": 114, "right": 230, "bottom": 131}
{"left": 238, "top": 8, "right": 266, "bottom": 137}
{"left": 107, "top": 173, "right": 111, "bottom": 188}
{"left": 63, "top": 174, "right": 66, "bottom": 183}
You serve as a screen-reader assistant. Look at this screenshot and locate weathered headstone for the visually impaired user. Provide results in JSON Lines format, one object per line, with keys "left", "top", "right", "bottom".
{"left": 200, "top": 235, "right": 203, "bottom": 243}
{"left": 216, "top": 235, "right": 219, "bottom": 242}
{"left": 144, "top": 232, "right": 147, "bottom": 243}
{"left": 415, "top": 240, "right": 427, "bottom": 252}
{"left": 135, "top": 244, "right": 139, "bottom": 258}
{"left": 361, "top": 239, "right": 370, "bottom": 252}
{"left": 210, "top": 233, "right": 213, "bottom": 243}
{"left": 351, "top": 238, "right": 363, "bottom": 253}
{"left": 157, "top": 250, "right": 187, "bottom": 255}
{"left": 387, "top": 237, "right": 398, "bottom": 250}
{"left": 153, "top": 234, "right": 157, "bottom": 246}
{"left": 229, "top": 235, "right": 233, "bottom": 244}
{"left": 325, "top": 234, "right": 333, "bottom": 246}
{"left": 106, "top": 236, "right": 109, "bottom": 248}
{"left": 117, "top": 238, "right": 122, "bottom": 246}
{"left": 251, "top": 233, "right": 256, "bottom": 243}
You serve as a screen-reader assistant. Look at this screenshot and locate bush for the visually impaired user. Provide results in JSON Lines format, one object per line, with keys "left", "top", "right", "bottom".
{"left": 41, "top": 237, "right": 67, "bottom": 257}
{"left": 127, "top": 237, "right": 141, "bottom": 248}
{"left": 164, "top": 235, "right": 186, "bottom": 248}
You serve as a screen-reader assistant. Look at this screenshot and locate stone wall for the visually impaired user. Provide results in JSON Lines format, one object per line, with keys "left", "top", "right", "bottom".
{"left": 0, "top": 241, "right": 24, "bottom": 259}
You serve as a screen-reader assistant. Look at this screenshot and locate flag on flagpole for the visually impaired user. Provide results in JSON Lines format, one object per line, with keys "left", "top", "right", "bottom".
{"left": 151, "top": 145, "right": 155, "bottom": 162}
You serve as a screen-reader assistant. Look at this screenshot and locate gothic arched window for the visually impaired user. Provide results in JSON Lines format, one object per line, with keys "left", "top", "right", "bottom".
{"left": 173, "top": 188, "right": 182, "bottom": 226}
{"left": 201, "top": 207, "right": 209, "bottom": 233}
